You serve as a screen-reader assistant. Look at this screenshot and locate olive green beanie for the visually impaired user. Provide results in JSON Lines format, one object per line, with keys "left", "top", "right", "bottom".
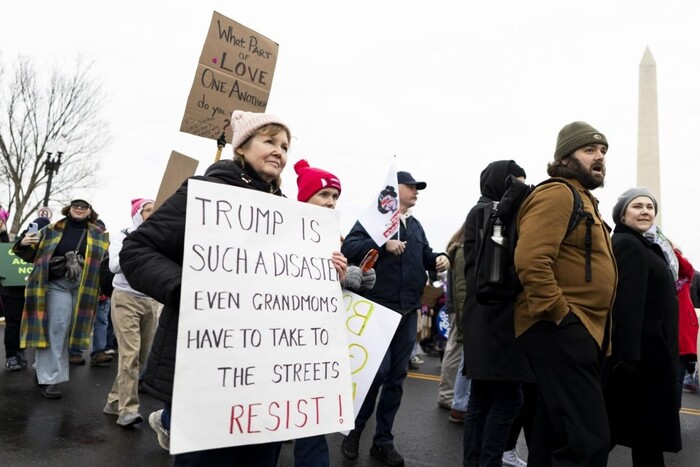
{"left": 554, "top": 121, "right": 608, "bottom": 161}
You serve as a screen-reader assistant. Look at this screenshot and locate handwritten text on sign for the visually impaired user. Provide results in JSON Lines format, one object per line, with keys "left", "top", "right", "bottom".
{"left": 180, "top": 11, "right": 279, "bottom": 142}
{"left": 171, "top": 180, "right": 353, "bottom": 454}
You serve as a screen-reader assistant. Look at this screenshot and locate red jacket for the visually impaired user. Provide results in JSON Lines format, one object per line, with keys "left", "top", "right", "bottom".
{"left": 676, "top": 249, "right": 698, "bottom": 356}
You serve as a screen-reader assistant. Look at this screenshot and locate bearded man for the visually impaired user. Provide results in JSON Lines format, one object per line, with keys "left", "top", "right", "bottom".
{"left": 513, "top": 122, "right": 617, "bottom": 466}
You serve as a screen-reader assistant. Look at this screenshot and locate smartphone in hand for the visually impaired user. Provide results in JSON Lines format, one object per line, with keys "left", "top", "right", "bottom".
{"left": 27, "top": 222, "right": 39, "bottom": 235}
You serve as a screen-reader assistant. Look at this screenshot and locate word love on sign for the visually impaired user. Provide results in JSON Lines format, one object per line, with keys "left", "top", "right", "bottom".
{"left": 180, "top": 11, "right": 279, "bottom": 142}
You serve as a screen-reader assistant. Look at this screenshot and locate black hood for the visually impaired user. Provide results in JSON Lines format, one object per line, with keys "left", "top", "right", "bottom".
{"left": 479, "top": 160, "right": 526, "bottom": 201}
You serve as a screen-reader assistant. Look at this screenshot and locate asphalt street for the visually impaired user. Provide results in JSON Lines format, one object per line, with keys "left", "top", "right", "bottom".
{"left": 1, "top": 324, "right": 700, "bottom": 466}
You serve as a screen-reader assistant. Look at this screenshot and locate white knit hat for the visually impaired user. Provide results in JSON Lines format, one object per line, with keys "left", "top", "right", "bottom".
{"left": 231, "top": 110, "right": 290, "bottom": 153}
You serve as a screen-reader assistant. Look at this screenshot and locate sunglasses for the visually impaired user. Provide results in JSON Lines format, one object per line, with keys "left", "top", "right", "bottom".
{"left": 71, "top": 203, "right": 91, "bottom": 210}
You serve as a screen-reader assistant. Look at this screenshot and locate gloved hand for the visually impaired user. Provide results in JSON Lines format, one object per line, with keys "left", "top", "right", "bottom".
{"left": 65, "top": 251, "right": 84, "bottom": 281}
{"left": 342, "top": 265, "right": 363, "bottom": 292}
{"left": 360, "top": 268, "right": 376, "bottom": 291}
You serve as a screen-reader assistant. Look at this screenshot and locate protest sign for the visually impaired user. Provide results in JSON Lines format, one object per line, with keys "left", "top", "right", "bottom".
{"left": 170, "top": 180, "right": 353, "bottom": 454}
{"left": 342, "top": 290, "right": 401, "bottom": 419}
{"left": 0, "top": 244, "right": 33, "bottom": 286}
{"left": 154, "top": 151, "right": 199, "bottom": 211}
{"left": 180, "top": 11, "right": 279, "bottom": 142}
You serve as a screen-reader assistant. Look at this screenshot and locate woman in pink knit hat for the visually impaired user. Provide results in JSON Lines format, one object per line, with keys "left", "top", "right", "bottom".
{"left": 293, "top": 159, "right": 375, "bottom": 467}
{"left": 116, "top": 111, "right": 296, "bottom": 465}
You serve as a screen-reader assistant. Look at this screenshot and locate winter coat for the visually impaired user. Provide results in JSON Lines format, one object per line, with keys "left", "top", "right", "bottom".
{"left": 514, "top": 178, "right": 617, "bottom": 348}
{"left": 342, "top": 216, "right": 445, "bottom": 313}
{"left": 119, "top": 159, "right": 284, "bottom": 403}
{"left": 13, "top": 218, "right": 108, "bottom": 349}
{"left": 446, "top": 241, "right": 466, "bottom": 343}
{"left": 461, "top": 161, "right": 534, "bottom": 382}
{"left": 603, "top": 223, "right": 681, "bottom": 452}
{"left": 675, "top": 250, "right": 698, "bottom": 357}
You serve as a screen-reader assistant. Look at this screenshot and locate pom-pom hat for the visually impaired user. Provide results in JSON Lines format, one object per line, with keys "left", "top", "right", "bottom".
{"left": 131, "top": 198, "right": 155, "bottom": 217}
{"left": 295, "top": 160, "right": 342, "bottom": 202}
{"left": 231, "top": 110, "right": 290, "bottom": 153}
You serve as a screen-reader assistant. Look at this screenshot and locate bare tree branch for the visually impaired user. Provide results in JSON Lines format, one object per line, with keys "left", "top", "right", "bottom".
{"left": 0, "top": 56, "right": 110, "bottom": 236}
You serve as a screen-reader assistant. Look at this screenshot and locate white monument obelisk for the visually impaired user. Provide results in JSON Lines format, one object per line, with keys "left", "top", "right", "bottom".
{"left": 637, "top": 47, "right": 662, "bottom": 225}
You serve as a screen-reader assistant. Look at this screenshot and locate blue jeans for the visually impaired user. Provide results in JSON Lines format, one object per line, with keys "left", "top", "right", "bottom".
{"left": 463, "top": 380, "right": 523, "bottom": 467}
{"left": 91, "top": 297, "right": 114, "bottom": 355}
{"left": 354, "top": 310, "right": 417, "bottom": 446}
{"left": 294, "top": 435, "right": 329, "bottom": 467}
{"left": 35, "top": 278, "right": 80, "bottom": 384}
{"left": 452, "top": 350, "right": 471, "bottom": 412}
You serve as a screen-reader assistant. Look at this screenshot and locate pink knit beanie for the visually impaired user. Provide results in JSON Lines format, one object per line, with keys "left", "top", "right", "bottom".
{"left": 294, "top": 159, "right": 342, "bottom": 202}
{"left": 231, "top": 110, "right": 290, "bottom": 153}
{"left": 131, "top": 198, "right": 155, "bottom": 217}
{"left": 0, "top": 209, "right": 8, "bottom": 222}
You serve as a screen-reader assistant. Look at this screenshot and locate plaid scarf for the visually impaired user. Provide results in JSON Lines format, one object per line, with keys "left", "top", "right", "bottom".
{"left": 20, "top": 219, "right": 109, "bottom": 349}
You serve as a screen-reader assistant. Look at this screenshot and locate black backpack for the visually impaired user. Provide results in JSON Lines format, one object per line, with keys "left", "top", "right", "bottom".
{"left": 474, "top": 176, "right": 594, "bottom": 305}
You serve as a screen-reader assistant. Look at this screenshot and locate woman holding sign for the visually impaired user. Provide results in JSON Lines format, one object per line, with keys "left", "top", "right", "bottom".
{"left": 119, "top": 111, "right": 293, "bottom": 465}
{"left": 292, "top": 159, "right": 375, "bottom": 467}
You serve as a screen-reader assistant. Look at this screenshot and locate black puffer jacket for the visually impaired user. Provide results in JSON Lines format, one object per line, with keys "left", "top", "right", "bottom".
{"left": 119, "top": 159, "right": 284, "bottom": 403}
{"left": 461, "top": 160, "right": 534, "bottom": 383}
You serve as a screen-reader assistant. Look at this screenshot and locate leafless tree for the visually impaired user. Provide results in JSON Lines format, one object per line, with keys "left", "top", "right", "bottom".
{"left": 0, "top": 56, "right": 109, "bottom": 237}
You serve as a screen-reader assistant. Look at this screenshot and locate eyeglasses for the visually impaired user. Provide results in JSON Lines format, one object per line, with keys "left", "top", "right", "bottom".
{"left": 71, "top": 204, "right": 91, "bottom": 210}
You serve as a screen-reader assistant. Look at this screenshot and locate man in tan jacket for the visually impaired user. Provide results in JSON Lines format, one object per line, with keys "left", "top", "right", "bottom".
{"left": 514, "top": 121, "right": 617, "bottom": 466}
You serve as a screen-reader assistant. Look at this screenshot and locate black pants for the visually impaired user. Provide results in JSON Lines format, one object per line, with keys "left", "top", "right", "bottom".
{"left": 517, "top": 314, "right": 609, "bottom": 467}
{"left": 2, "top": 294, "right": 25, "bottom": 357}
{"left": 173, "top": 442, "right": 282, "bottom": 467}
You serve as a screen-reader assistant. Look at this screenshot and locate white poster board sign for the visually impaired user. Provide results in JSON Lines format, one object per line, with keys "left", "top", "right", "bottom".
{"left": 171, "top": 180, "right": 354, "bottom": 454}
{"left": 342, "top": 290, "right": 401, "bottom": 419}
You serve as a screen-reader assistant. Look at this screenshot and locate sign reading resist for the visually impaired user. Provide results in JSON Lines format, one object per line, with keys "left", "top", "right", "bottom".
{"left": 170, "top": 180, "right": 354, "bottom": 454}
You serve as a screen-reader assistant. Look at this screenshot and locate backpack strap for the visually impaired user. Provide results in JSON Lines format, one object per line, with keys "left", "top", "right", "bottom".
{"left": 537, "top": 178, "right": 593, "bottom": 282}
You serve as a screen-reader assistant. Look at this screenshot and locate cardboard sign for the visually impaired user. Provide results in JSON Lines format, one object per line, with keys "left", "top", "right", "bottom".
{"left": 180, "top": 11, "right": 279, "bottom": 142}
{"left": 170, "top": 180, "right": 353, "bottom": 454}
{"left": 0, "top": 244, "right": 33, "bottom": 287}
{"left": 154, "top": 151, "right": 199, "bottom": 211}
{"left": 342, "top": 291, "right": 401, "bottom": 420}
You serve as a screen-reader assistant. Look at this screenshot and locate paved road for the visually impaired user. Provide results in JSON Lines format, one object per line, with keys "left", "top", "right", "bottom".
{"left": 1, "top": 325, "right": 700, "bottom": 466}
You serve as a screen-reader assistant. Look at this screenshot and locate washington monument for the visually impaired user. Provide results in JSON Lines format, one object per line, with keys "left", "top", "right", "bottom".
{"left": 637, "top": 47, "right": 661, "bottom": 225}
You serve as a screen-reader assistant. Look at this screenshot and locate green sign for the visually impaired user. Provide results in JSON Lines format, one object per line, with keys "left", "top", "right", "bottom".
{"left": 0, "top": 243, "right": 33, "bottom": 286}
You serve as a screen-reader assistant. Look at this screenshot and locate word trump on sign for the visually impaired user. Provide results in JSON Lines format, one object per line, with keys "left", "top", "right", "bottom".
{"left": 170, "top": 180, "right": 353, "bottom": 454}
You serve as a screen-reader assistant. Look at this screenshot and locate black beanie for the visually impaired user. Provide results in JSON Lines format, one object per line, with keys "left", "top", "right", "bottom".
{"left": 554, "top": 121, "right": 608, "bottom": 161}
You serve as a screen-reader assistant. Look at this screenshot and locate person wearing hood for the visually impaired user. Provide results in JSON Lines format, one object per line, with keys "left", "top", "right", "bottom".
{"left": 603, "top": 188, "right": 681, "bottom": 465}
{"left": 102, "top": 198, "right": 160, "bottom": 428}
{"left": 118, "top": 111, "right": 292, "bottom": 465}
{"left": 13, "top": 200, "right": 108, "bottom": 399}
{"left": 461, "top": 160, "right": 534, "bottom": 467}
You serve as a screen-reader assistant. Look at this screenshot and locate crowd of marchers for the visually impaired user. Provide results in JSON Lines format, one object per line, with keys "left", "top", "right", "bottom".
{"left": 2, "top": 115, "right": 700, "bottom": 467}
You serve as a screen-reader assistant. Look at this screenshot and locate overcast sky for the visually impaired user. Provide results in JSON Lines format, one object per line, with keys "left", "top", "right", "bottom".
{"left": 2, "top": 1, "right": 700, "bottom": 264}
